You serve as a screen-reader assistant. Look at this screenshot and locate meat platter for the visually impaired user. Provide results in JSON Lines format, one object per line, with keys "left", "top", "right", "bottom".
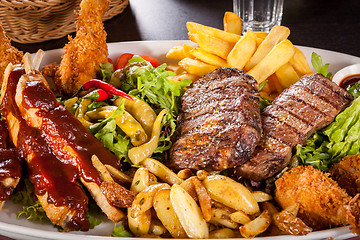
{"left": 0, "top": 40, "right": 360, "bottom": 240}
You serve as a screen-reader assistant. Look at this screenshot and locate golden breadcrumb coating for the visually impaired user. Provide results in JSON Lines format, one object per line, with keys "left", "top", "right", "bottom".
{"left": 0, "top": 24, "right": 23, "bottom": 86}
{"left": 56, "top": 0, "right": 110, "bottom": 96}
{"left": 275, "top": 165, "right": 360, "bottom": 232}
{"left": 331, "top": 154, "right": 360, "bottom": 197}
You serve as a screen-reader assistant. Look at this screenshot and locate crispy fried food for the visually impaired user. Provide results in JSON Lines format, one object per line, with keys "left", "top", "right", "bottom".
{"left": 331, "top": 154, "right": 360, "bottom": 197}
{"left": 0, "top": 24, "right": 23, "bottom": 86}
{"left": 275, "top": 165, "right": 360, "bottom": 233}
{"left": 56, "top": 0, "right": 110, "bottom": 96}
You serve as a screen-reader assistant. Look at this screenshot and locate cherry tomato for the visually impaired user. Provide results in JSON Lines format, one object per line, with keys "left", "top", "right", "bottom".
{"left": 115, "top": 53, "right": 160, "bottom": 70}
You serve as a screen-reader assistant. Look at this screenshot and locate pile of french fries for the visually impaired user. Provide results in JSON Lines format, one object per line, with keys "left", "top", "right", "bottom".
{"left": 166, "top": 12, "right": 314, "bottom": 99}
{"left": 127, "top": 157, "right": 311, "bottom": 238}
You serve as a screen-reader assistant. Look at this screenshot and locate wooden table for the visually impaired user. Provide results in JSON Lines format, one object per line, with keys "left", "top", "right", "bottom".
{"left": 2, "top": 0, "right": 360, "bottom": 239}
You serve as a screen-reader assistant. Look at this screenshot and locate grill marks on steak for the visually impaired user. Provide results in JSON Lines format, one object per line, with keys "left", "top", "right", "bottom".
{"left": 236, "top": 74, "right": 353, "bottom": 181}
{"left": 169, "top": 68, "right": 262, "bottom": 171}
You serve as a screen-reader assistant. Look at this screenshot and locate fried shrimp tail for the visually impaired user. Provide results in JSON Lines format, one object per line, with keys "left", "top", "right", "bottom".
{"left": 56, "top": 0, "right": 110, "bottom": 96}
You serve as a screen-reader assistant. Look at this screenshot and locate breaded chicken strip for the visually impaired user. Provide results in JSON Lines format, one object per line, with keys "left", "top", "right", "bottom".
{"left": 0, "top": 24, "right": 23, "bottom": 85}
{"left": 331, "top": 154, "right": 360, "bottom": 197}
{"left": 275, "top": 165, "right": 360, "bottom": 233}
{"left": 56, "top": 0, "right": 110, "bottom": 96}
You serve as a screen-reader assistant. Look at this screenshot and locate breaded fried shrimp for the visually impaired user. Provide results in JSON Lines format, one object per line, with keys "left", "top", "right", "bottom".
{"left": 56, "top": 0, "right": 110, "bottom": 96}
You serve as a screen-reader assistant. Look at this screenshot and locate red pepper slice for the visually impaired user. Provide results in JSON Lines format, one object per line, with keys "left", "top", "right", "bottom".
{"left": 84, "top": 89, "right": 110, "bottom": 101}
{"left": 83, "top": 79, "right": 133, "bottom": 101}
{"left": 115, "top": 53, "right": 160, "bottom": 70}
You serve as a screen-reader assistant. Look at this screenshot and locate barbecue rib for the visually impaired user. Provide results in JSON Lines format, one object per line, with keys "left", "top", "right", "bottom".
{"left": 1, "top": 64, "right": 90, "bottom": 231}
{"left": 15, "top": 64, "right": 134, "bottom": 222}
{"left": 0, "top": 119, "right": 22, "bottom": 209}
{"left": 236, "top": 74, "right": 353, "bottom": 181}
{"left": 169, "top": 67, "right": 262, "bottom": 171}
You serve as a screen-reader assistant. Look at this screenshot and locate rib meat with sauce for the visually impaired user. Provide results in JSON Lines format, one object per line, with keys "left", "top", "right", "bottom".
{"left": 236, "top": 74, "right": 353, "bottom": 181}
{"left": 14, "top": 65, "right": 134, "bottom": 222}
{"left": 169, "top": 67, "right": 262, "bottom": 171}
{"left": 0, "top": 64, "right": 90, "bottom": 231}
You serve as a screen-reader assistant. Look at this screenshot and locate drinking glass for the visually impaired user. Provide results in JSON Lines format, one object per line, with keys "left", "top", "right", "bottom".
{"left": 233, "top": 0, "right": 284, "bottom": 34}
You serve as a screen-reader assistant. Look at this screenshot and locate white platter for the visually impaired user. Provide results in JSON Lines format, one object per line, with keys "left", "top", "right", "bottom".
{"left": 1, "top": 40, "right": 360, "bottom": 240}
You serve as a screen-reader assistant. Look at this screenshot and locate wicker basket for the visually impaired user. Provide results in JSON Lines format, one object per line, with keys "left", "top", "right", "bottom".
{"left": 0, "top": 0, "right": 129, "bottom": 44}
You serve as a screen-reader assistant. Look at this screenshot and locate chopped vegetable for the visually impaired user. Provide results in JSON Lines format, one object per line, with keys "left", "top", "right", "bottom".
{"left": 311, "top": 52, "right": 332, "bottom": 78}
{"left": 115, "top": 53, "right": 160, "bottom": 70}
{"left": 346, "top": 81, "right": 360, "bottom": 99}
{"left": 297, "top": 96, "right": 360, "bottom": 171}
{"left": 84, "top": 89, "right": 112, "bottom": 101}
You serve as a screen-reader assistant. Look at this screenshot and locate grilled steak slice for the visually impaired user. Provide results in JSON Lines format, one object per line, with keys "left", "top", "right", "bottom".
{"left": 169, "top": 67, "right": 262, "bottom": 171}
{"left": 236, "top": 74, "right": 353, "bottom": 181}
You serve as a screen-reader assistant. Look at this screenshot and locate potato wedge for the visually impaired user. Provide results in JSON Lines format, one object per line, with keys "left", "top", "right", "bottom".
{"left": 187, "top": 21, "right": 241, "bottom": 44}
{"left": 247, "top": 39, "right": 296, "bottom": 84}
{"left": 192, "top": 176, "right": 212, "bottom": 222}
{"left": 209, "top": 208, "right": 239, "bottom": 229}
{"left": 202, "top": 175, "right": 259, "bottom": 215}
{"left": 130, "top": 167, "right": 157, "bottom": 194}
{"left": 188, "top": 32, "right": 234, "bottom": 59}
{"left": 142, "top": 158, "right": 183, "bottom": 185}
{"left": 209, "top": 228, "right": 237, "bottom": 238}
{"left": 275, "top": 62, "right": 300, "bottom": 88}
{"left": 177, "top": 169, "right": 194, "bottom": 180}
{"left": 227, "top": 30, "right": 257, "bottom": 69}
{"left": 128, "top": 208, "right": 151, "bottom": 236}
{"left": 223, "top": 12, "right": 241, "bottom": 35}
{"left": 170, "top": 184, "right": 209, "bottom": 239}
{"left": 289, "top": 47, "right": 314, "bottom": 75}
{"left": 252, "top": 191, "right": 273, "bottom": 202}
{"left": 179, "top": 177, "right": 197, "bottom": 200}
{"left": 131, "top": 183, "right": 170, "bottom": 218}
{"left": 153, "top": 189, "right": 188, "bottom": 238}
{"left": 229, "top": 210, "right": 251, "bottom": 225}
{"left": 190, "top": 48, "right": 228, "bottom": 67}
{"left": 149, "top": 219, "right": 168, "bottom": 236}
{"left": 239, "top": 210, "right": 272, "bottom": 238}
{"left": 245, "top": 25, "right": 290, "bottom": 71}
{"left": 178, "top": 58, "right": 217, "bottom": 77}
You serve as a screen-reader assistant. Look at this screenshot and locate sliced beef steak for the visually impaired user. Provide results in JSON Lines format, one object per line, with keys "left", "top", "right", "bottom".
{"left": 168, "top": 67, "right": 262, "bottom": 171}
{"left": 236, "top": 74, "right": 353, "bottom": 181}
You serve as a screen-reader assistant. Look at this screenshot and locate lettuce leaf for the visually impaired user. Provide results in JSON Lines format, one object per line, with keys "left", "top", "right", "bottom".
{"left": 297, "top": 96, "right": 360, "bottom": 170}
{"left": 311, "top": 52, "right": 332, "bottom": 78}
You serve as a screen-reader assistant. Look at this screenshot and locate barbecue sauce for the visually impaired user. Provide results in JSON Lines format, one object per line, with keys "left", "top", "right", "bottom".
{"left": 21, "top": 79, "right": 122, "bottom": 185}
{"left": 339, "top": 74, "right": 360, "bottom": 89}
{"left": 0, "top": 66, "right": 90, "bottom": 231}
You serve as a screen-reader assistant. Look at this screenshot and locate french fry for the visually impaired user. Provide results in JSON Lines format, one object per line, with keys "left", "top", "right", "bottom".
{"left": 166, "top": 45, "right": 187, "bottom": 60}
{"left": 209, "top": 228, "right": 237, "bottom": 238}
{"left": 289, "top": 47, "right": 314, "bottom": 75}
{"left": 247, "top": 39, "right": 296, "bottom": 84}
{"left": 153, "top": 189, "right": 188, "bottom": 238}
{"left": 269, "top": 74, "right": 285, "bottom": 94}
{"left": 178, "top": 58, "right": 217, "bottom": 77}
{"left": 245, "top": 26, "right": 290, "bottom": 71}
{"left": 252, "top": 191, "right": 273, "bottom": 202}
{"left": 229, "top": 210, "right": 251, "bottom": 225}
{"left": 183, "top": 44, "right": 195, "bottom": 58}
{"left": 191, "top": 176, "right": 212, "bottom": 222}
{"left": 189, "top": 48, "right": 228, "bottom": 67}
{"left": 187, "top": 22, "right": 241, "bottom": 44}
{"left": 223, "top": 12, "right": 242, "bottom": 35}
{"left": 209, "top": 208, "right": 239, "bottom": 229}
{"left": 170, "top": 184, "right": 209, "bottom": 239}
{"left": 188, "top": 32, "right": 234, "bottom": 59}
{"left": 130, "top": 167, "right": 157, "bottom": 194}
{"left": 275, "top": 62, "right": 300, "bottom": 88}
{"left": 128, "top": 208, "right": 152, "bottom": 236}
{"left": 131, "top": 183, "right": 170, "bottom": 218}
{"left": 202, "top": 175, "right": 259, "bottom": 215}
{"left": 142, "top": 158, "right": 183, "bottom": 185}
{"left": 239, "top": 210, "right": 272, "bottom": 238}
{"left": 227, "top": 30, "right": 257, "bottom": 69}
{"left": 104, "top": 164, "right": 132, "bottom": 184}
